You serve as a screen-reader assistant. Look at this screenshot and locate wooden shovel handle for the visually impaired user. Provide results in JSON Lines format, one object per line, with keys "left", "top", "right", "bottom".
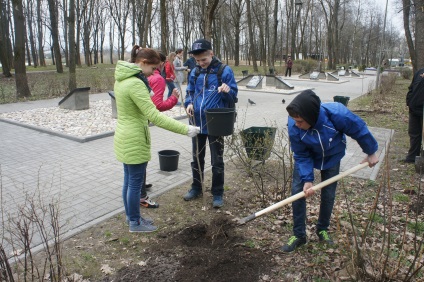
{"left": 239, "top": 162, "right": 369, "bottom": 224}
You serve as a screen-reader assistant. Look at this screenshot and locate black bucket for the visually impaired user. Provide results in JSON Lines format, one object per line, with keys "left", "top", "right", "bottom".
{"left": 158, "top": 150, "right": 180, "bottom": 171}
{"left": 205, "top": 108, "right": 235, "bottom": 136}
{"left": 333, "top": 95, "right": 350, "bottom": 106}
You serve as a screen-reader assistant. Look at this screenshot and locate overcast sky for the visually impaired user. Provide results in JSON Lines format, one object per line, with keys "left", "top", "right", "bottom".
{"left": 374, "top": 0, "right": 404, "bottom": 31}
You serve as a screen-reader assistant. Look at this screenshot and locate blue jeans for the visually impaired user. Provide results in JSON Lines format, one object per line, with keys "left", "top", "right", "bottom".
{"left": 166, "top": 81, "right": 175, "bottom": 98}
{"left": 291, "top": 162, "right": 340, "bottom": 238}
{"left": 122, "top": 163, "right": 147, "bottom": 224}
{"left": 191, "top": 134, "right": 224, "bottom": 196}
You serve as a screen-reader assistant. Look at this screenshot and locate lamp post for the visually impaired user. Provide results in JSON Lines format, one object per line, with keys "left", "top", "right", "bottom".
{"left": 291, "top": 0, "right": 303, "bottom": 59}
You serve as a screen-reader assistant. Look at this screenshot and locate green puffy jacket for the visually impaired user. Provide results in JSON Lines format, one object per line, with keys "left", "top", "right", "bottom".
{"left": 113, "top": 60, "right": 188, "bottom": 164}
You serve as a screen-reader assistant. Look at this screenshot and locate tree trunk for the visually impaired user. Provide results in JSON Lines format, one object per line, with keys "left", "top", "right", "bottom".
{"left": 246, "top": 0, "right": 258, "bottom": 72}
{"left": 37, "top": 0, "right": 45, "bottom": 66}
{"left": 0, "top": 0, "right": 12, "bottom": 76}
{"left": 270, "top": 0, "right": 278, "bottom": 67}
{"left": 414, "top": 0, "right": 424, "bottom": 70}
{"left": 12, "top": 0, "right": 31, "bottom": 98}
{"left": 26, "top": 0, "right": 38, "bottom": 67}
{"left": 204, "top": 0, "right": 219, "bottom": 40}
{"left": 160, "top": 0, "right": 167, "bottom": 54}
{"left": 142, "top": 0, "right": 152, "bottom": 48}
{"left": 68, "top": 0, "right": 76, "bottom": 90}
{"left": 63, "top": 0, "right": 69, "bottom": 67}
{"left": 47, "top": 0, "right": 63, "bottom": 73}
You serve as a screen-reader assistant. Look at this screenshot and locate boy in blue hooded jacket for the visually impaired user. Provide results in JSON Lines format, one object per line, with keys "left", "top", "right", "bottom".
{"left": 183, "top": 39, "right": 238, "bottom": 208}
{"left": 282, "top": 90, "right": 379, "bottom": 252}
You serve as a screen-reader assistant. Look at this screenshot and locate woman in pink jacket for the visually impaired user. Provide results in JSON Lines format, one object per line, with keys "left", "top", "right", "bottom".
{"left": 148, "top": 52, "right": 180, "bottom": 111}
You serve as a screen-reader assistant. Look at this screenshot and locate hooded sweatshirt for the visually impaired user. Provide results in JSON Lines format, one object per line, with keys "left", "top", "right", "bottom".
{"left": 287, "top": 90, "right": 378, "bottom": 182}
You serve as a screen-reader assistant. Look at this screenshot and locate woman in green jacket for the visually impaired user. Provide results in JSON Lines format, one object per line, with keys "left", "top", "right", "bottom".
{"left": 114, "top": 48, "right": 199, "bottom": 233}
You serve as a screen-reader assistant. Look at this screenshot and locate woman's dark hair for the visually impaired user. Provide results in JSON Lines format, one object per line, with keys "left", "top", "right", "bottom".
{"left": 130, "top": 45, "right": 161, "bottom": 65}
{"left": 158, "top": 52, "right": 166, "bottom": 62}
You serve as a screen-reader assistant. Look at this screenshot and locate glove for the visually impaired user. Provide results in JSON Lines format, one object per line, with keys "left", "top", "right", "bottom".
{"left": 187, "top": 125, "right": 200, "bottom": 137}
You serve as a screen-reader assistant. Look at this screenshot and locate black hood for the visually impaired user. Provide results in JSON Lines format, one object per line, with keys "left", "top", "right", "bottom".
{"left": 286, "top": 90, "right": 321, "bottom": 127}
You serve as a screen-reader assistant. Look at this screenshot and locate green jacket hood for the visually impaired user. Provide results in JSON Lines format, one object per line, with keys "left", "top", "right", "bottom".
{"left": 115, "top": 60, "right": 142, "bottom": 82}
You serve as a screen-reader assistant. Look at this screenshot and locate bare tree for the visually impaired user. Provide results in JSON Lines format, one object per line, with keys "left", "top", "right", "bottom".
{"left": 107, "top": 0, "right": 130, "bottom": 60}
{"left": 12, "top": 0, "right": 31, "bottom": 98}
{"left": 205, "top": 0, "right": 219, "bottom": 40}
{"left": 25, "top": 0, "right": 38, "bottom": 67}
{"left": 245, "top": 0, "right": 258, "bottom": 71}
{"left": 160, "top": 0, "right": 167, "bottom": 53}
{"left": 403, "top": 0, "right": 424, "bottom": 71}
{"left": 36, "top": 0, "right": 46, "bottom": 66}
{"left": 68, "top": 0, "right": 76, "bottom": 90}
{"left": 47, "top": 0, "right": 63, "bottom": 73}
{"left": 0, "top": 0, "right": 13, "bottom": 77}
{"left": 228, "top": 0, "right": 244, "bottom": 66}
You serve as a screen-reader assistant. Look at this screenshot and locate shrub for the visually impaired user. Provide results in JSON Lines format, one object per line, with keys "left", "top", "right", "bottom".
{"left": 293, "top": 59, "right": 319, "bottom": 74}
{"left": 400, "top": 67, "right": 413, "bottom": 80}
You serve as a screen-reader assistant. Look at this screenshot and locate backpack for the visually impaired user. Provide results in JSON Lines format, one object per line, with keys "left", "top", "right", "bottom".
{"left": 193, "top": 63, "right": 238, "bottom": 110}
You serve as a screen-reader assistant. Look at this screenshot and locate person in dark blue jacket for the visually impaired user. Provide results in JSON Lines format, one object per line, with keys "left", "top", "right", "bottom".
{"left": 282, "top": 90, "right": 379, "bottom": 253}
{"left": 183, "top": 53, "right": 197, "bottom": 82}
{"left": 183, "top": 39, "right": 238, "bottom": 208}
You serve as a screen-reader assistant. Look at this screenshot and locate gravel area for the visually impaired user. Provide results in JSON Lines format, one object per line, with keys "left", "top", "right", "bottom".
{"left": 0, "top": 100, "right": 187, "bottom": 137}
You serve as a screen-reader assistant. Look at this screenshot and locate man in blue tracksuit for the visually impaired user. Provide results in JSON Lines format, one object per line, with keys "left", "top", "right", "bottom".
{"left": 183, "top": 39, "right": 238, "bottom": 208}
{"left": 282, "top": 90, "right": 379, "bottom": 252}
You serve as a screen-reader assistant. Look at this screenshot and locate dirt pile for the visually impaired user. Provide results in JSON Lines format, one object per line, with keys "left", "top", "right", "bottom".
{"left": 102, "top": 215, "right": 274, "bottom": 282}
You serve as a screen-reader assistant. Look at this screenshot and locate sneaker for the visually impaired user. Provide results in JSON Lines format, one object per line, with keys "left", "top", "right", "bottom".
{"left": 212, "top": 195, "right": 224, "bottom": 208}
{"left": 145, "top": 183, "right": 153, "bottom": 191}
{"left": 140, "top": 196, "right": 159, "bottom": 208}
{"left": 129, "top": 222, "right": 158, "bottom": 233}
{"left": 281, "top": 236, "right": 307, "bottom": 253}
{"left": 183, "top": 189, "right": 202, "bottom": 201}
{"left": 126, "top": 216, "right": 154, "bottom": 225}
{"left": 317, "top": 230, "right": 334, "bottom": 245}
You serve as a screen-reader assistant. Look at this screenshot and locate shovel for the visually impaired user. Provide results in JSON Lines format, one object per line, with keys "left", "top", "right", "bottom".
{"left": 238, "top": 162, "right": 369, "bottom": 225}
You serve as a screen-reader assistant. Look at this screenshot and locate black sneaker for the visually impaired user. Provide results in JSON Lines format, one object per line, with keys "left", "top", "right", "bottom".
{"left": 145, "top": 183, "right": 153, "bottom": 191}
{"left": 281, "top": 236, "right": 307, "bottom": 253}
{"left": 317, "top": 230, "right": 334, "bottom": 245}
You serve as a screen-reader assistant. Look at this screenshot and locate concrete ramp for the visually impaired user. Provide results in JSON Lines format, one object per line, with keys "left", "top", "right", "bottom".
{"left": 237, "top": 75, "right": 254, "bottom": 86}
{"left": 275, "top": 76, "right": 294, "bottom": 89}
{"left": 299, "top": 73, "right": 310, "bottom": 79}
{"left": 327, "top": 72, "right": 340, "bottom": 81}
{"left": 351, "top": 71, "right": 361, "bottom": 77}
{"left": 58, "top": 87, "right": 91, "bottom": 110}
{"left": 310, "top": 71, "right": 320, "bottom": 80}
{"left": 246, "top": 76, "right": 264, "bottom": 89}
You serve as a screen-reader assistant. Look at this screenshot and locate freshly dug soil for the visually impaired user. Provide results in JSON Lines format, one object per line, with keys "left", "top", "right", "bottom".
{"left": 101, "top": 216, "right": 274, "bottom": 282}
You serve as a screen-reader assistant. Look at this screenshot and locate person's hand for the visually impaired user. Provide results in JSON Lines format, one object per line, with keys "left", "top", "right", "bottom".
{"left": 186, "top": 104, "right": 194, "bottom": 116}
{"left": 303, "top": 182, "right": 314, "bottom": 198}
{"left": 171, "top": 88, "right": 180, "bottom": 99}
{"left": 361, "top": 153, "right": 379, "bottom": 167}
{"left": 187, "top": 125, "right": 200, "bottom": 137}
{"left": 218, "top": 83, "right": 230, "bottom": 93}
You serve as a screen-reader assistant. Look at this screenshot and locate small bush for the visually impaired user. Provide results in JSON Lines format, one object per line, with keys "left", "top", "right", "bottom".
{"left": 293, "top": 59, "right": 319, "bottom": 74}
{"left": 401, "top": 67, "right": 413, "bottom": 80}
{"left": 358, "top": 65, "right": 366, "bottom": 72}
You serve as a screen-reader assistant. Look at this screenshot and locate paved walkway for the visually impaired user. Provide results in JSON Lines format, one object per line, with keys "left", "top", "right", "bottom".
{"left": 0, "top": 75, "right": 392, "bottom": 254}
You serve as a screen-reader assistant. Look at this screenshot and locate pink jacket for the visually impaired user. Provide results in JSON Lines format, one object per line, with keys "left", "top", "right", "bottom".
{"left": 148, "top": 69, "right": 178, "bottom": 112}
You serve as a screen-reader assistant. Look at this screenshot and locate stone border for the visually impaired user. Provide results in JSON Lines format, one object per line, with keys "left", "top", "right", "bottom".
{"left": 0, "top": 115, "right": 188, "bottom": 143}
